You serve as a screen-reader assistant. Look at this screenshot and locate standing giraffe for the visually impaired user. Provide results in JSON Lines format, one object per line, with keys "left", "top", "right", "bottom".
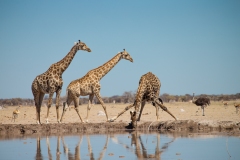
{"left": 110, "top": 72, "right": 177, "bottom": 127}
{"left": 31, "top": 40, "right": 91, "bottom": 124}
{"left": 60, "top": 49, "right": 133, "bottom": 123}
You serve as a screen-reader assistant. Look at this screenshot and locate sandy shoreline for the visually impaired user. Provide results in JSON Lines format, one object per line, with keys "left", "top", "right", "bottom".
{"left": 1, "top": 101, "right": 240, "bottom": 135}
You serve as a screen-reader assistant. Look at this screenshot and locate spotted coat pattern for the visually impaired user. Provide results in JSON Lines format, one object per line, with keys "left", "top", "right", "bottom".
{"left": 31, "top": 41, "right": 91, "bottom": 124}
{"left": 60, "top": 49, "right": 133, "bottom": 123}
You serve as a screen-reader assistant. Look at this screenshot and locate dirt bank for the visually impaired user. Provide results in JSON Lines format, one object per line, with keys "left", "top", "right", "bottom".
{"left": 1, "top": 102, "right": 240, "bottom": 136}
{"left": 0, "top": 120, "right": 240, "bottom": 136}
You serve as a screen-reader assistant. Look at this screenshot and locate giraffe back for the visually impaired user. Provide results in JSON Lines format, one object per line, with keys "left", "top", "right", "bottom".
{"left": 137, "top": 72, "right": 161, "bottom": 102}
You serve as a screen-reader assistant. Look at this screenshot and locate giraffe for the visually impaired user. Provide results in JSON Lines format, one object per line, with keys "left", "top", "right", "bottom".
{"left": 31, "top": 40, "right": 91, "bottom": 124}
{"left": 110, "top": 72, "right": 177, "bottom": 127}
{"left": 60, "top": 49, "right": 133, "bottom": 123}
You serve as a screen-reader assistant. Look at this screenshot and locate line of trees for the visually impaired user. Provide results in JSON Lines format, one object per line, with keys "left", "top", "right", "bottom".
{"left": 1, "top": 92, "right": 240, "bottom": 107}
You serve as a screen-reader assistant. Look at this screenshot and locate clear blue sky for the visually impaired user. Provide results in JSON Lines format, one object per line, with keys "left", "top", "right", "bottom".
{"left": 0, "top": 1, "right": 240, "bottom": 99}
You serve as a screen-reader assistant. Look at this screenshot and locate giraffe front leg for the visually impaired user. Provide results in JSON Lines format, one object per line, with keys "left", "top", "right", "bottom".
{"left": 55, "top": 89, "right": 62, "bottom": 123}
{"left": 94, "top": 92, "right": 109, "bottom": 122}
{"left": 46, "top": 92, "right": 54, "bottom": 124}
{"left": 73, "top": 97, "right": 84, "bottom": 123}
{"left": 86, "top": 94, "right": 94, "bottom": 123}
{"left": 154, "top": 102, "right": 160, "bottom": 121}
{"left": 110, "top": 104, "right": 134, "bottom": 122}
{"left": 137, "top": 101, "right": 146, "bottom": 121}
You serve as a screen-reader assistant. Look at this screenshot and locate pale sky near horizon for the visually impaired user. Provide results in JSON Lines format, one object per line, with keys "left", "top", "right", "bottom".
{"left": 0, "top": 1, "right": 240, "bottom": 99}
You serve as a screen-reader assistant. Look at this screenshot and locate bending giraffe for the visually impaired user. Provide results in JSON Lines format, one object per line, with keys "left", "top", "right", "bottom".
{"left": 110, "top": 72, "right": 177, "bottom": 127}
{"left": 60, "top": 49, "right": 133, "bottom": 123}
{"left": 31, "top": 40, "right": 91, "bottom": 124}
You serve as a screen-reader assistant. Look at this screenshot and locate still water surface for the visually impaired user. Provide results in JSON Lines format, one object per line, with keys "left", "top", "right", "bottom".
{"left": 0, "top": 132, "right": 239, "bottom": 160}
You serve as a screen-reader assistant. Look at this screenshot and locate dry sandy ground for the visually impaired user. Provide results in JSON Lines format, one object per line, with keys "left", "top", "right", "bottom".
{"left": 1, "top": 101, "right": 239, "bottom": 124}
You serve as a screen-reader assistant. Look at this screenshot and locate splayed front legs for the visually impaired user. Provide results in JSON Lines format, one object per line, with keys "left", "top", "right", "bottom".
{"left": 130, "top": 99, "right": 177, "bottom": 128}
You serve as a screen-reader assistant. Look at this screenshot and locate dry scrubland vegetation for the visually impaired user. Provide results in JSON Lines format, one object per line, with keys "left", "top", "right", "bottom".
{"left": 1, "top": 93, "right": 240, "bottom": 106}
{"left": 0, "top": 100, "right": 239, "bottom": 124}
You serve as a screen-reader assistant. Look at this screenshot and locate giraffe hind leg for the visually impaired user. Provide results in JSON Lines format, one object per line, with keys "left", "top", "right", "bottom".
{"left": 34, "top": 92, "right": 44, "bottom": 124}
{"left": 55, "top": 89, "right": 62, "bottom": 123}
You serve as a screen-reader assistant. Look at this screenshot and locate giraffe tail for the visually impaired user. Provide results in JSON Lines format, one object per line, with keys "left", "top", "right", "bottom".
{"left": 62, "top": 89, "right": 69, "bottom": 110}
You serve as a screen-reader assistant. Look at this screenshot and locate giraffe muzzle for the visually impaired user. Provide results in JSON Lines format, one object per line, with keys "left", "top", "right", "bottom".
{"left": 87, "top": 48, "right": 91, "bottom": 52}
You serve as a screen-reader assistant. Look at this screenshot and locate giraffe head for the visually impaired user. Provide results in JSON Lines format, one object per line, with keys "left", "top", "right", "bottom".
{"left": 75, "top": 40, "right": 91, "bottom": 52}
{"left": 130, "top": 110, "right": 137, "bottom": 128}
{"left": 120, "top": 49, "right": 133, "bottom": 62}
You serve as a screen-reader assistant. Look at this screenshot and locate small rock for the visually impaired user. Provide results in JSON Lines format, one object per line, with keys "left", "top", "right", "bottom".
{"left": 97, "top": 111, "right": 106, "bottom": 116}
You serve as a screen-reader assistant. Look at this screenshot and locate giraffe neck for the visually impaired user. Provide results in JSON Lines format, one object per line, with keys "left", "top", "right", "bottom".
{"left": 135, "top": 78, "right": 146, "bottom": 103}
{"left": 53, "top": 45, "right": 78, "bottom": 75}
{"left": 94, "top": 52, "right": 122, "bottom": 80}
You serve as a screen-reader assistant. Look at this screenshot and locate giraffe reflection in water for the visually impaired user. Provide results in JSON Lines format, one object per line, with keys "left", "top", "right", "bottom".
{"left": 36, "top": 136, "right": 43, "bottom": 160}
{"left": 35, "top": 135, "right": 109, "bottom": 160}
{"left": 112, "top": 132, "right": 175, "bottom": 159}
{"left": 35, "top": 132, "right": 174, "bottom": 160}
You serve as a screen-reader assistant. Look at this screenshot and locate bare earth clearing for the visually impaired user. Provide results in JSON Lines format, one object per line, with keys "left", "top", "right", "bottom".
{"left": 0, "top": 101, "right": 240, "bottom": 135}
